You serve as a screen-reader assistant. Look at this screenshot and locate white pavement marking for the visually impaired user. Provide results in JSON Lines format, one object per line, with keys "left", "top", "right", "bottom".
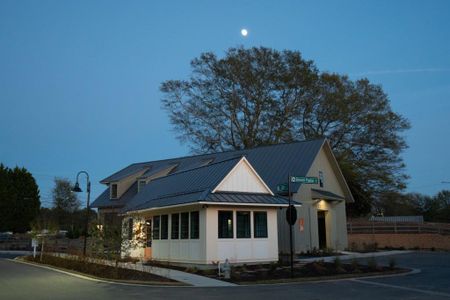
{"left": 351, "top": 278, "right": 450, "bottom": 298}
{"left": 7, "top": 259, "right": 186, "bottom": 288}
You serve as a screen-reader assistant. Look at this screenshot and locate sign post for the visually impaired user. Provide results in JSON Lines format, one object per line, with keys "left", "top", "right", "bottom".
{"left": 288, "top": 174, "right": 294, "bottom": 277}
{"left": 31, "top": 238, "right": 38, "bottom": 258}
{"left": 283, "top": 175, "right": 318, "bottom": 277}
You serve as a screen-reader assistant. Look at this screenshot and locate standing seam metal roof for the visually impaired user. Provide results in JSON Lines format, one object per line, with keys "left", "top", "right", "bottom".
{"left": 91, "top": 139, "right": 326, "bottom": 209}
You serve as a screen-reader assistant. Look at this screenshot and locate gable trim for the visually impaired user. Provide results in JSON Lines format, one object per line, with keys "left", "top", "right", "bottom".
{"left": 319, "top": 140, "right": 354, "bottom": 202}
{"left": 212, "top": 156, "right": 274, "bottom": 196}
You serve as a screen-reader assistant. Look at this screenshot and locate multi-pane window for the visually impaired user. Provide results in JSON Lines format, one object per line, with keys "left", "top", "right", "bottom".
{"left": 161, "top": 215, "right": 168, "bottom": 239}
{"left": 180, "top": 212, "right": 189, "bottom": 239}
{"left": 190, "top": 211, "right": 199, "bottom": 239}
{"left": 111, "top": 184, "right": 118, "bottom": 199}
{"left": 127, "top": 218, "right": 133, "bottom": 240}
{"left": 218, "top": 211, "right": 233, "bottom": 238}
{"left": 171, "top": 213, "right": 179, "bottom": 239}
{"left": 153, "top": 216, "right": 160, "bottom": 240}
{"left": 236, "top": 211, "right": 251, "bottom": 238}
{"left": 254, "top": 212, "right": 268, "bottom": 238}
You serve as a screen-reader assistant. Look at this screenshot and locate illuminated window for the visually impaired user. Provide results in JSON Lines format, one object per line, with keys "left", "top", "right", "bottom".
{"left": 218, "top": 211, "right": 233, "bottom": 238}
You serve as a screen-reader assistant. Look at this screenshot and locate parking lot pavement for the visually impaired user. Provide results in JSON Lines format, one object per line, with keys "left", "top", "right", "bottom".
{"left": 350, "top": 251, "right": 450, "bottom": 295}
{"left": 1, "top": 251, "right": 449, "bottom": 300}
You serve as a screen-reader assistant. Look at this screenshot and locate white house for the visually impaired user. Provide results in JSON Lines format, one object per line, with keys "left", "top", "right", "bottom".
{"left": 91, "top": 138, "right": 354, "bottom": 265}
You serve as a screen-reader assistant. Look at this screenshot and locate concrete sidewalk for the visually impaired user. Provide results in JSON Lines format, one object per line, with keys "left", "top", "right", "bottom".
{"left": 297, "top": 250, "right": 414, "bottom": 263}
{"left": 134, "top": 263, "right": 236, "bottom": 287}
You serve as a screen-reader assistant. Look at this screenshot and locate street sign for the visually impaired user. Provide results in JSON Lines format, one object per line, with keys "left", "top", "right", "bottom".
{"left": 276, "top": 183, "right": 289, "bottom": 192}
{"left": 290, "top": 176, "right": 319, "bottom": 184}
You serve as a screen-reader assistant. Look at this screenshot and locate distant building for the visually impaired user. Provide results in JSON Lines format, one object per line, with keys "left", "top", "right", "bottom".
{"left": 91, "top": 138, "right": 354, "bottom": 265}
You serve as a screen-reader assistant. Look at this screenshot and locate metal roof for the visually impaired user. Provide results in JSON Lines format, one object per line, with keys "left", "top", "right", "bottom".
{"left": 93, "top": 139, "right": 326, "bottom": 209}
{"left": 311, "top": 188, "right": 345, "bottom": 201}
{"left": 206, "top": 192, "right": 298, "bottom": 206}
{"left": 129, "top": 192, "right": 297, "bottom": 212}
{"left": 122, "top": 157, "right": 242, "bottom": 212}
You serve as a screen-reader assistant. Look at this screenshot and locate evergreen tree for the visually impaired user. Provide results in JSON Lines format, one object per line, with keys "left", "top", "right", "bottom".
{"left": 0, "top": 164, "right": 41, "bottom": 232}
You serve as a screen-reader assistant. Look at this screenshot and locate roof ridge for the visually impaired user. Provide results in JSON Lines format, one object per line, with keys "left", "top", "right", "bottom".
{"left": 131, "top": 138, "right": 326, "bottom": 167}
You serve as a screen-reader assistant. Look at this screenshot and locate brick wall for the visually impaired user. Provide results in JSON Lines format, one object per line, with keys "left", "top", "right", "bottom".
{"left": 348, "top": 233, "right": 450, "bottom": 250}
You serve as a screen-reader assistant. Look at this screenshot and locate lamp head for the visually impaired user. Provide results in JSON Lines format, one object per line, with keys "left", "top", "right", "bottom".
{"left": 72, "top": 182, "right": 82, "bottom": 193}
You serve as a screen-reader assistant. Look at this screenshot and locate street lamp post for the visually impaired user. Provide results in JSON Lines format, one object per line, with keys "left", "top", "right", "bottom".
{"left": 72, "top": 171, "right": 91, "bottom": 256}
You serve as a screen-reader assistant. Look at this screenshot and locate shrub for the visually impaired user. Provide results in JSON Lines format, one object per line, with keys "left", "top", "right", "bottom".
{"left": 388, "top": 257, "right": 396, "bottom": 269}
{"left": 333, "top": 256, "right": 342, "bottom": 269}
{"left": 351, "top": 258, "right": 360, "bottom": 272}
{"left": 363, "top": 242, "right": 378, "bottom": 252}
{"left": 349, "top": 242, "right": 359, "bottom": 252}
{"left": 367, "top": 257, "right": 378, "bottom": 271}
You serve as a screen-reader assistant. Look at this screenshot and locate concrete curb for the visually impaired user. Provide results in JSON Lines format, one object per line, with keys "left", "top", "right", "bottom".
{"left": 7, "top": 257, "right": 422, "bottom": 289}
{"left": 297, "top": 250, "right": 414, "bottom": 263}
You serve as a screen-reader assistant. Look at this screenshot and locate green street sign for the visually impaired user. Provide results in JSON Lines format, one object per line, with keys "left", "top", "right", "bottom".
{"left": 277, "top": 183, "right": 289, "bottom": 192}
{"left": 290, "top": 176, "right": 319, "bottom": 184}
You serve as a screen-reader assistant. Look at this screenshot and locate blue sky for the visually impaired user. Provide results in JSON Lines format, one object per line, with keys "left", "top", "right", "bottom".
{"left": 1, "top": 0, "right": 449, "bottom": 207}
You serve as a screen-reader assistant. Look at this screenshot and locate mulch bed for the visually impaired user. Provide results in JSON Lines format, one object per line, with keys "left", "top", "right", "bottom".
{"left": 225, "top": 260, "right": 406, "bottom": 283}
{"left": 24, "top": 255, "right": 177, "bottom": 283}
{"left": 144, "top": 258, "right": 406, "bottom": 284}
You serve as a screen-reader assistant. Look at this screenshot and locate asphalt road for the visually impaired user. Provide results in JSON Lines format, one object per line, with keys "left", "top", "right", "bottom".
{"left": 1, "top": 252, "right": 449, "bottom": 300}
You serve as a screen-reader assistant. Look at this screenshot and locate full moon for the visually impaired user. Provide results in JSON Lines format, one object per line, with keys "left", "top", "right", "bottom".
{"left": 241, "top": 29, "right": 248, "bottom": 37}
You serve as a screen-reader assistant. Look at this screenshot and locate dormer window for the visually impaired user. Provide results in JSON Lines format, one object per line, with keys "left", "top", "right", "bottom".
{"left": 138, "top": 180, "right": 146, "bottom": 192}
{"left": 110, "top": 183, "right": 118, "bottom": 199}
{"left": 199, "top": 158, "right": 214, "bottom": 167}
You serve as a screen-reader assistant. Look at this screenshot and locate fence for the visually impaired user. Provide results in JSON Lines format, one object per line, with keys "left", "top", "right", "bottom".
{"left": 347, "top": 221, "right": 450, "bottom": 235}
{"left": 0, "top": 235, "right": 86, "bottom": 253}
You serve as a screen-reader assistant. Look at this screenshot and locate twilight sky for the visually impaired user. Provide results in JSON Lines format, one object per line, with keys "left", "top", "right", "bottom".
{"left": 1, "top": 0, "right": 449, "bottom": 207}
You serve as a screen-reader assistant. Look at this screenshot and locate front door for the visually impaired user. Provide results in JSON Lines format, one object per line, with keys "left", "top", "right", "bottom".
{"left": 317, "top": 211, "right": 327, "bottom": 249}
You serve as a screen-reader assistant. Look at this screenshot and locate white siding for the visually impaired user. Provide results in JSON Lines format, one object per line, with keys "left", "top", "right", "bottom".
{"left": 278, "top": 145, "right": 350, "bottom": 254}
{"left": 205, "top": 206, "right": 279, "bottom": 264}
{"left": 214, "top": 160, "right": 270, "bottom": 194}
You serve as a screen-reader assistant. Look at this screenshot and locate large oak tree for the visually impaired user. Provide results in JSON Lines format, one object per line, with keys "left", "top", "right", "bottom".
{"left": 161, "top": 47, "right": 410, "bottom": 216}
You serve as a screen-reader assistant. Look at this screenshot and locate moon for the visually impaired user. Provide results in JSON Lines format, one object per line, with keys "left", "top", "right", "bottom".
{"left": 241, "top": 29, "right": 248, "bottom": 37}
